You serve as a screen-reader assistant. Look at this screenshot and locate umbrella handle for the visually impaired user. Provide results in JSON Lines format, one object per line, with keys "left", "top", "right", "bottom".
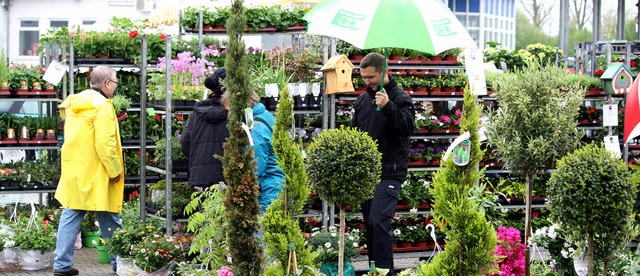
{"left": 377, "top": 48, "right": 388, "bottom": 112}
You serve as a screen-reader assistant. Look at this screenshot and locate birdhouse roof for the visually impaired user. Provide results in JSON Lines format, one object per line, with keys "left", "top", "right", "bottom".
{"left": 320, "top": 54, "right": 354, "bottom": 72}
{"left": 601, "top": 62, "right": 636, "bottom": 80}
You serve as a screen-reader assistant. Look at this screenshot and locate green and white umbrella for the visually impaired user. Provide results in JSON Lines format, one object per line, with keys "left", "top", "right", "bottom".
{"left": 303, "top": 0, "right": 476, "bottom": 55}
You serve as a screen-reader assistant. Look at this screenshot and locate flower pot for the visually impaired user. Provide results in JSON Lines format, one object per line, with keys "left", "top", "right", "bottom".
{"left": 6, "top": 128, "right": 15, "bottom": 139}
{"left": 46, "top": 129, "right": 56, "bottom": 140}
{"left": 400, "top": 242, "right": 413, "bottom": 248}
{"left": 117, "top": 111, "right": 128, "bottom": 122}
{"left": 444, "top": 55, "right": 458, "bottom": 62}
{"left": 573, "top": 255, "right": 588, "bottom": 276}
{"left": 31, "top": 82, "right": 41, "bottom": 91}
{"left": 97, "top": 245, "right": 111, "bottom": 264}
{"left": 430, "top": 157, "right": 441, "bottom": 166}
{"left": 81, "top": 230, "right": 101, "bottom": 248}
{"left": 20, "top": 126, "right": 29, "bottom": 139}
{"left": 18, "top": 80, "right": 28, "bottom": 91}
{"left": 351, "top": 55, "right": 364, "bottom": 61}
{"left": 35, "top": 129, "right": 45, "bottom": 139}
{"left": 0, "top": 81, "right": 8, "bottom": 90}
{"left": 429, "top": 56, "right": 443, "bottom": 62}
{"left": 414, "top": 241, "right": 428, "bottom": 248}
{"left": 430, "top": 87, "right": 441, "bottom": 93}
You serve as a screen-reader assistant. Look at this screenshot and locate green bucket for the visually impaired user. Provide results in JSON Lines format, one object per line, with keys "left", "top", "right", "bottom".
{"left": 97, "top": 245, "right": 111, "bottom": 264}
{"left": 319, "top": 261, "right": 355, "bottom": 276}
{"left": 82, "top": 231, "right": 101, "bottom": 248}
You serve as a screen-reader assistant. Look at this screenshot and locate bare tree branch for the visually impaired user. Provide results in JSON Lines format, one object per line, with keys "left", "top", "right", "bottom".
{"left": 520, "top": 0, "right": 557, "bottom": 28}
{"left": 571, "top": 0, "right": 591, "bottom": 30}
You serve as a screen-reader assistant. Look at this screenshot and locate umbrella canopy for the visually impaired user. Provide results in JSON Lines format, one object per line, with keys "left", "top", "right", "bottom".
{"left": 624, "top": 77, "right": 640, "bottom": 144}
{"left": 303, "top": 0, "right": 476, "bottom": 55}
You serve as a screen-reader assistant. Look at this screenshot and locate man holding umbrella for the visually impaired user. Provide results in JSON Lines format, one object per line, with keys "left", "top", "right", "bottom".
{"left": 352, "top": 52, "right": 415, "bottom": 274}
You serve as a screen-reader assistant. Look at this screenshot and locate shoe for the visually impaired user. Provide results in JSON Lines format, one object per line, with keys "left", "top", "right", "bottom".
{"left": 53, "top": 267, "right": 79, "bottom": 276}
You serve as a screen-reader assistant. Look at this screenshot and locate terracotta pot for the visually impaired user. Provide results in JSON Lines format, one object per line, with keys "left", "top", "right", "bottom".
{"left": 414, "top": 241, "right": 428, "bottom": 248}
{"left": 352, "top": 55, "right": 364, "bottom": 60}
{"left": 443, "top": 87, "right": 456, "bottom": 92}
{"left": 414, "top": 87, "right": 428, "bottom": 93}
{"left": 429, "top": 56, "right": 443, "bottom": 62}
{"left": 400, "top": 242, "right": 413, "bottom": 248}
{"left": 430, "top": 87, "right": 441, "bottom": 93}
{"left": 430, "top": 157, "right": 441, "bottom": 166}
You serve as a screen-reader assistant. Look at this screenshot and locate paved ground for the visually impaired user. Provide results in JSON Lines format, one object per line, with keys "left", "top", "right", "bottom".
{"left": 0, "top": 248, "right": 114, "bottom": 276}
{"left": 0, "top": 248, "right": 549, "bottom": 275}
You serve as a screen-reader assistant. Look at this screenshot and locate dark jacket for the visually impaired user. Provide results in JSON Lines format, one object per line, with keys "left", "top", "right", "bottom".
{"left": 181, "top": 96, "right": 229, "bottom": 189}
{"left": 351, "top": 77, "right": 415, "bottom": 181}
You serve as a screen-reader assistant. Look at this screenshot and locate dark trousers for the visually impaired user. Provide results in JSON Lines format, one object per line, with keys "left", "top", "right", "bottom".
{"left": 361, "top": 178, "right": 401, "bottom": 273}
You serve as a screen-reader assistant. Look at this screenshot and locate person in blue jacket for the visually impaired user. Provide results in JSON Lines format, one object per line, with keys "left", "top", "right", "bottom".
{"left": 222, "top": 91, "right": 284, "bottom": 213}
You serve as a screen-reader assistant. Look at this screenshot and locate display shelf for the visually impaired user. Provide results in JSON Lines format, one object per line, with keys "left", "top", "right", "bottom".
{"left": 0, "top": 97, "right": 60, "bottom": 102}
{"left": 146, "top": 213, "right": 189, "bottom": 223}
{"left": 577, "top": 126, "right": 606, "bottom": 131}
{"left": 408, "top": 167, "right": 441, "bottom": 172}
{"left": 410, "top": 134, "right": 458, "bottom": 140}
{"left": 0, "top": 145, "right": 59, "bottom": 150}
{"left": 0, "top": 187, "right": 57, "bottom": 194}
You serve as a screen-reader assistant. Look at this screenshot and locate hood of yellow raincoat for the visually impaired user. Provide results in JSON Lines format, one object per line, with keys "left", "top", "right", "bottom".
{"left": 55, "top": 89, "right": 125, "bottom": 213}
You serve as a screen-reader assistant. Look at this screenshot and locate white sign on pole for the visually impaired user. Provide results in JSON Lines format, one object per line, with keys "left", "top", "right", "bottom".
{"left": 464, "top": 48, "right": 487, "bottom": 96}
{"left": 42, "top": 61, "right": 68, "bottom": 86}
{"left": 602, "top": 104, "right": 618, "bottom": 127}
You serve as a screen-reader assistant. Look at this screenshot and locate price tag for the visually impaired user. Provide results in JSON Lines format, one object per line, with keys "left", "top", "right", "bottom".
{"left": 602, "top": 104, "right": 618, "bottom": 127}
{"left": 604, "top": 135, "right": 621, "bottom": 158}
{"left": 147, "top": 108, "right": 156, "bottom": 116}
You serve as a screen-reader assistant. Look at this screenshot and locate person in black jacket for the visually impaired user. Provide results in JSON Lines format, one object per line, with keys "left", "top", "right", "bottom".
{"left": 181, "top": 67, "right": 229, "bottom": 191}
{"left": 351, "top": 52, "right": 415, "bottom": 275}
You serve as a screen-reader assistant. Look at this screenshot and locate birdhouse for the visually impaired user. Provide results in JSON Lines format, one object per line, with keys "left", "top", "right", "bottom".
{"left": 320, "top": 54, "right": 355, "bottom": 95}
{"left": 601, "top": 62, "right": 635, "bottom": 95}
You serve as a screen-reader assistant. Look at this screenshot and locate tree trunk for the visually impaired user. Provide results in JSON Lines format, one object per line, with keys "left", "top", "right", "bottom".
{"left": 339, "top": 206, "right": 346, "bottom": 276}
{"left": 588, "top": 232, "right": 594, "bottom": 276}
{"left": 524, "top": 174, "right": 532, "bottom": 276}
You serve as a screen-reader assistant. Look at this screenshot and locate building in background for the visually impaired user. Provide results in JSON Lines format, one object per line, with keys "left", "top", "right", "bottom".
{"left": 446, "top": 0, "right": 516, "bottom": 49}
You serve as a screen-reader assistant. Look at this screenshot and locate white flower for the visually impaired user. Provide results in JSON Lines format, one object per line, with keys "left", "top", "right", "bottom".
{"left": 155, "top": 251, "right": 160, "bottom": 256}
{"left": 352, "top": 242, "right": 358, "bottom": 247}
{"left": 393, "top": 229, "right": 401, "bottom": 236}
{"left": 145, "top": 256, "right": 149, "bottom": 261}
{"left": 330, "top": 232, "right": 336, "bottom": 237}
{"left": 348, "top": 236, "right": 354, "bottom": 241}
{"left": 141, "top": 248, "right": 146, "bottom": 253}
{"left": 94, "top": 221, "right": 99, "bottom": 227}
{"left": 4, "top": 239, "right": 14, "bottom": 248}
{"left": 324, "top": 242, "right": 331, "bottom": 248}
{"left": 410, "top": 208, "right": 418, "bottom": 213}
{"left": 363, "top": 244, "right": 367, "bottom": 249}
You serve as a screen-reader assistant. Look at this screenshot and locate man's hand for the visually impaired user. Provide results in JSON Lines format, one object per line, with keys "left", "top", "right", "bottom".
{"left": 110, "top": 174, "right": 122, "bottom": 183}
{"left": 375, "top": 90, "right": 389, "bottom": 108}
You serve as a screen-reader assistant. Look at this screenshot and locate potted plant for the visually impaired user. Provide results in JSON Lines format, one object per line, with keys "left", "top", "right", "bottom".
{"left": 548, "top": 143, "right": 637, "bottom": 276}
{"left": 9, "top": 215, "right": 56, "bottom": 271}
{"left": 112, "top": 94, "right": 132, "bottom": 122}
{"left": 306, "top": 127, "right": 381, "bottom": 275}
{"left": 308, "top": 227, "right": 362, "bottom": 276}
{"left": 132, "top": 234, "right": 186, "bottom": 272}
{"left": 81, "top": 212, "right": 101, "bottom": 248}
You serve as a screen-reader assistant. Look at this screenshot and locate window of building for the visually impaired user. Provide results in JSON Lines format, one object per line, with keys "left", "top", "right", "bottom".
{"left": 456, "top": 14, "right": 466, "bottom": 25}
{"left": 19, "top": 20, "right": 39, "bottom": 56}
{"left": 82, "top": 20, "right": 96, "bottom": 26}
{"left": 469, "top": 29, "right": 479, "bottom": 40}
{"left": 469, "top": 15, "right": 479, "bottom": 28}
{"left": 455, "top": 0, "right": 467, "bottom": 12}
{"left": 50, "top": 20, "right": 68, "bottom": 28}
{"left": 469, "top": 0, "right": 480, "bottom": 13}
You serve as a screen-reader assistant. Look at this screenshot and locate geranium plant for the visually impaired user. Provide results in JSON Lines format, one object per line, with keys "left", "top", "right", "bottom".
{"left": 132, "top": 234, "right": 186, "bottom": 272}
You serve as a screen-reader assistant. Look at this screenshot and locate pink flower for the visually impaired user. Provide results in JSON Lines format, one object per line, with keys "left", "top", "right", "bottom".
{"left": 217, "top": 266, "right": 233, "bottom": 276}
{"left": 440, "top": 115, "right": 451, "bottom": 123}
{"left": 455, "top": 109, "right": 462, "bottom": 116}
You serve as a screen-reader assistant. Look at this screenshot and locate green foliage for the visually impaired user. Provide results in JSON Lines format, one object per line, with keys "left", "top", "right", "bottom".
{"left": 132, "top": 234, "right": 186, "bottom": 272}
{"left": 107, "top": 222, "right": 162, "bottom": 258}
{"left": 222, "top": 1, "right": 263, "bottom": 275}
{"left": 11, "top": 215, "right": 56, "bottom": 254}
{"left": 0, "top": 49, "right": 8, "bottom": 82}
{"left": 262, "top": 85, "right": 315, "bottom": 275}
{"left": 485, "top": 62, "right": 584, "bottom": 178}
{"left": 423, "top": 89, "right": 497, "bottom": 275}
{"left": 548, "top": 143, "right": 638, "bottom": 275}
{"left": 308, "top": 227, "right": 362, "bottom": 263}
{"left": 112, "top": 95, "right": 132, "bottom": 113}
{"left": 305, "top": 127, "right": 381, "bottom": 207}
{"left": 184, "top": 185, "right": 229, "bottom": 270}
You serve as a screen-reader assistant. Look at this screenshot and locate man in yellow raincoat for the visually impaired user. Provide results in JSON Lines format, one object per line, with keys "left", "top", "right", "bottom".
{"left": 53, "top": 66, "right": 124, "bottom": 276}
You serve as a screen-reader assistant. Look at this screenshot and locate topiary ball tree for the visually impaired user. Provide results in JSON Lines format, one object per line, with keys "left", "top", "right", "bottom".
{"left": 306, "top": 127, "right": 381, "bottom": 276}
{"left": 548, "top": 143, "right": 637, "bottom": 276}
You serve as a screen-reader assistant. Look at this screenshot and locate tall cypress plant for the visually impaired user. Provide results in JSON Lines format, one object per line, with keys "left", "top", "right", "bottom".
{"left": 424, "top": 90, "right": 497, "bottom": 275}
{"left": 262, "top": 86, "right": 316, "bottom": 275}
{"left": 221, "top": 0, "right": 263, "bottom": 274}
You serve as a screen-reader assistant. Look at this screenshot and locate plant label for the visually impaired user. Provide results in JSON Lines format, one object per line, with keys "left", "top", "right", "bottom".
{"left": 43, "top": 60, "right": 68, "bottom": 86}
{"left": 147, "top": 108, "right": 156, "bottom": 116}
{"left": 287, "top": 83, "right": 298, "bottom": 96}
{"left": 464, "top": 48, "right": 487, "bottom": 96}
{"left": 602, "top": 103, "right": 618, "bottom": 126}
{"left": 604, "top": 135, "right": 621, "bottom": 158}
{"left": 298, "top": 83, "right": 309, "bottom": 97}
{"left": 312, "top": 83, "right": 321, "bottom": 97}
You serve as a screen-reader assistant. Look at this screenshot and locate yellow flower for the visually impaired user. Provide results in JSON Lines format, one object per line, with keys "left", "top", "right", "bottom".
{"left": 538, "top": 52, "right": 546, "bottom": 58}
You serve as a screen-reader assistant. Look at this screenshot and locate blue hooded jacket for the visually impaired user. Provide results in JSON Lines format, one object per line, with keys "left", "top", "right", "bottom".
{"left": 251, "top": 102, "right": 285, "bottom": 212}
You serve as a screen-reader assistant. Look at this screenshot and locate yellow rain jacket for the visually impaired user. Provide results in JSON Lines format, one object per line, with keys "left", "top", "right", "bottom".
{"left": 55, "top": 89, "right": 124, "bottom": 213}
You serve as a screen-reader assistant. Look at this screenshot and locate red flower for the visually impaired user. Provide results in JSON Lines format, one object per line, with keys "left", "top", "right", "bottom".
{"left": 128, "top": 30, "right": 139, "bottom": 38}
{"left": 136, "top": 150, "right": 141, "bottom": 155}
{"left": 632, "top": 61, "right": 637, "bottom": 67}
{"left": 160, "top": 33, "right": 166, "bottom": 40}
{"left": 594, "top": 69, "right": 604, "bottom": 77}
{"left": 176, "top": 114, "right": 183, "bottom": 121}
{"left": 588, "top": 108, "right": 596, "bottom": 114}
{"left": 533, "top": 211, "right": 540, "bottom": 219}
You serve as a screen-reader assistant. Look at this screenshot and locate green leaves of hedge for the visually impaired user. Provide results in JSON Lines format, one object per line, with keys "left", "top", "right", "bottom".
{"left": 305, "top": 127, "right": 381, "bottom": 207}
